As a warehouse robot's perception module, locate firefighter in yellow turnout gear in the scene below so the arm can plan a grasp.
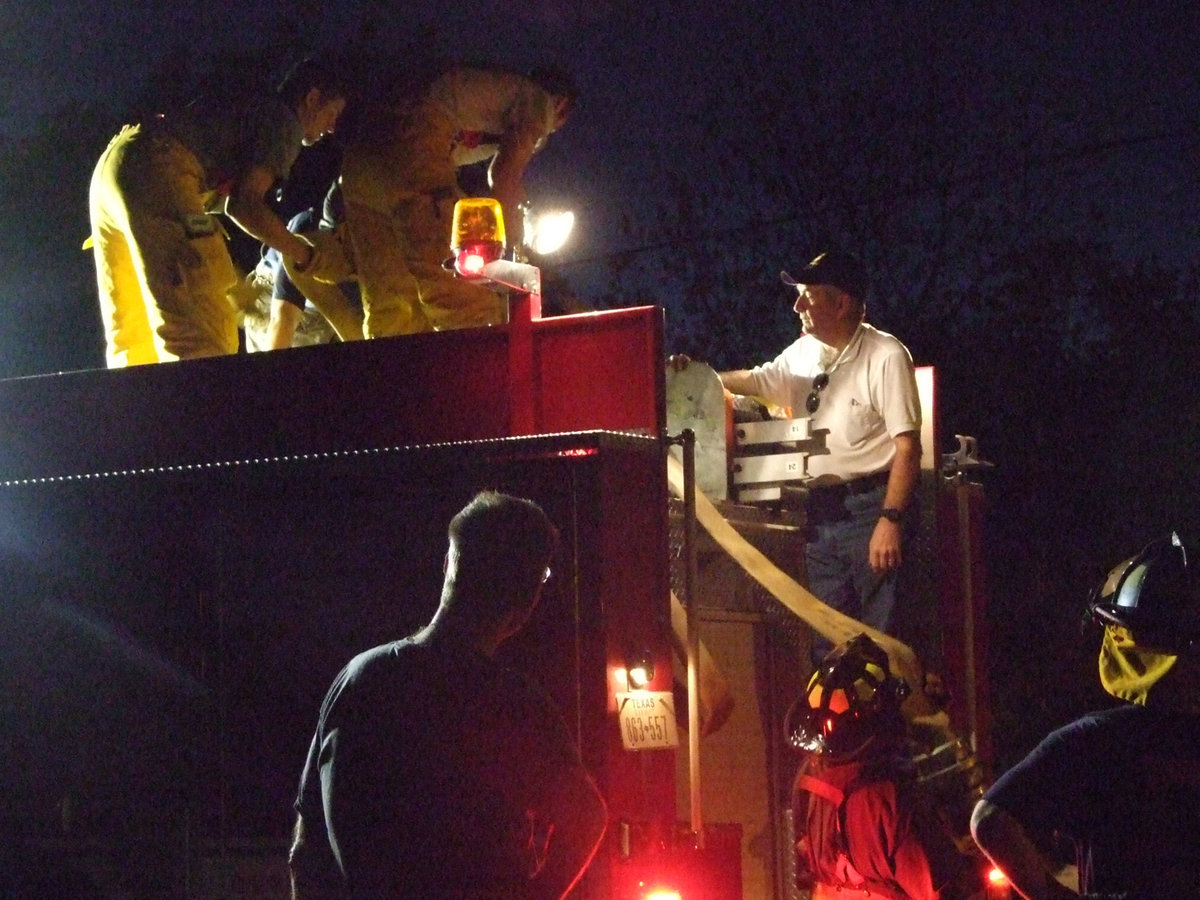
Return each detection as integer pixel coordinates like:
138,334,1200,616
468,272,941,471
320,65,575,338
88,58,346,367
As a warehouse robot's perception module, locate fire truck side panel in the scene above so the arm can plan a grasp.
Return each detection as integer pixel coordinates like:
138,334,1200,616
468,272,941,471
0,305,665,482
532,308,665,437
0,432,674,897
0,307,674,897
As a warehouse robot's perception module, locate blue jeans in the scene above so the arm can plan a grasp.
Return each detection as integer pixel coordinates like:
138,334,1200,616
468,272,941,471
804,482,916,664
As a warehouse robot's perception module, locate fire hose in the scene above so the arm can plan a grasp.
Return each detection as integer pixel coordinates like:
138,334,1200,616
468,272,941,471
666,449,988,855
665,451,938,718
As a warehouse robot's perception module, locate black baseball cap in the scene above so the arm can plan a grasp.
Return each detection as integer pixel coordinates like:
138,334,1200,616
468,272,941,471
780,249,870,301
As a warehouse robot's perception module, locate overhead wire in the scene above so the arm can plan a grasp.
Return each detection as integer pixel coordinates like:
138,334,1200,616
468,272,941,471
555,125,1200,271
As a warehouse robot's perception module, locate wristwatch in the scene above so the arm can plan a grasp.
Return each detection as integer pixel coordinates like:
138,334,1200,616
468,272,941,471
880,507,903,523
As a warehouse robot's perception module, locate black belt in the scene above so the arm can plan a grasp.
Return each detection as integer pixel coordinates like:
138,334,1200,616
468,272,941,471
807,470,890,498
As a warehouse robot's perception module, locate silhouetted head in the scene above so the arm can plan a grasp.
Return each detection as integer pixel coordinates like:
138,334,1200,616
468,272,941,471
442,491,558,634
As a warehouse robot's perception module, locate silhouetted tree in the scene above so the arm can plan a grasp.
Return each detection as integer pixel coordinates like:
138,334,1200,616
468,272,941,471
591,7,1200,769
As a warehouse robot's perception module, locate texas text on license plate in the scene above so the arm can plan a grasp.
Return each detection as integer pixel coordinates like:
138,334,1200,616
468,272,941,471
616,692,679,751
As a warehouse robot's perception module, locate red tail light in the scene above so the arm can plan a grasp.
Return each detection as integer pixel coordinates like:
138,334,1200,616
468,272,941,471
985,865,1012,898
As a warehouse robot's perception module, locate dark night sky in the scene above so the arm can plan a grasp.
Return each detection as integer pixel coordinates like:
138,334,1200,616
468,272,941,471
4,1,1199,300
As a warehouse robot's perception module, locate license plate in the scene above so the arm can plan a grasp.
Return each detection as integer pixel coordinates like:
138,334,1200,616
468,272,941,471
616,692,679,751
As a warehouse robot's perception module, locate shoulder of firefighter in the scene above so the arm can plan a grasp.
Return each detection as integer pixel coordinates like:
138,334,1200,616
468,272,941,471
434,65,557,149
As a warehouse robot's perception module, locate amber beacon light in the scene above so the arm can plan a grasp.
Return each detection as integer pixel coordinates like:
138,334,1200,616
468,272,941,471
451,198,506,278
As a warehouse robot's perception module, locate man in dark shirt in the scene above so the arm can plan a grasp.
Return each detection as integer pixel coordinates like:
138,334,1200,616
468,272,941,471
289,491,607,899
972,532,1200,898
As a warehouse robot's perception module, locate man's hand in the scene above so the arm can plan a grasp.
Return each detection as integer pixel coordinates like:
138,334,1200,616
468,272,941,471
868,518,903,574
284,231,354,285
489,125,543,248
668,355,758,397
288,812,344,900
869,431,920,575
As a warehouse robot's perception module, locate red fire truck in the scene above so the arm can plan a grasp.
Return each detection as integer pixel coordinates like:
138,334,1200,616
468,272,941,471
0,269,992,897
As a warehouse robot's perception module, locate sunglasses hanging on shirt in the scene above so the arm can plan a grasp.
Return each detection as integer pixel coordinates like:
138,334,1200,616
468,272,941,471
806,372,830,415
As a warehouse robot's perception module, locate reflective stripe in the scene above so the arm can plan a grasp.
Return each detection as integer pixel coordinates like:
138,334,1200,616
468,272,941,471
812,881,906,900
811,883,874,900
797,773,845,806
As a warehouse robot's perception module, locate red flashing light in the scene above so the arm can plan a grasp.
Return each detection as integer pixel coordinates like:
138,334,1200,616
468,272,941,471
987,866,1009,885
459,251,485,275
451,198,506,278
454,241,504,278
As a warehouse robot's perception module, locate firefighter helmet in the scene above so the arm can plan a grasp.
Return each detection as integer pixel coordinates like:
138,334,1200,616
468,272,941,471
786,633,910,761
1088,532,1200,654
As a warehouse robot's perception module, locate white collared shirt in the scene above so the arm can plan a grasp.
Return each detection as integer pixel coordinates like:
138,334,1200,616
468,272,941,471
741,322,921,480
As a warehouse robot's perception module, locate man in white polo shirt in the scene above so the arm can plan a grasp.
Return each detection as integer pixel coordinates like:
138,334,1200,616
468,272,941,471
715,249,922,661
